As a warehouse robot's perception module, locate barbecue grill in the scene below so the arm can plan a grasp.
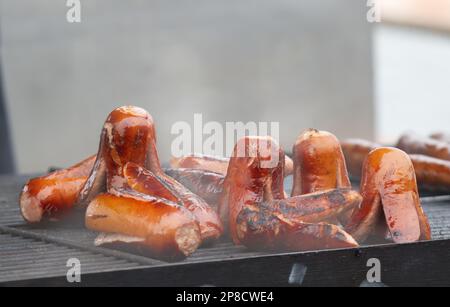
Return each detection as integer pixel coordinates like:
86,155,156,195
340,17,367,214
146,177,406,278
1,175,450,287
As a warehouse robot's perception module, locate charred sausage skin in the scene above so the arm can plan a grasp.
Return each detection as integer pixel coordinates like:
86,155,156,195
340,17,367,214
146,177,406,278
220,136,360,251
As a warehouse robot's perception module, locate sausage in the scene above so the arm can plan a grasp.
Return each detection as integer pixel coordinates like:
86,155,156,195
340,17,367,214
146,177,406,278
397,132,450,161
77,106,156,206
410,154,450,193
170,153,294,177
342,138,450,193
218,136,284,243
291,129,351,196
430,132,450,143
124,162,223,242
237,218,358,252
85,192,201,260
341,139,381,178
81,106,222,245
345,147,431,244
164,168,224,211
263,189,362,224
221,136,359,251
20,155,96,223
170,154,230,176
165,153,287,212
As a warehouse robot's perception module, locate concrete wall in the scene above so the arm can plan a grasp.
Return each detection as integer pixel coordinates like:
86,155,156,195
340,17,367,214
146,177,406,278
0,0,374,173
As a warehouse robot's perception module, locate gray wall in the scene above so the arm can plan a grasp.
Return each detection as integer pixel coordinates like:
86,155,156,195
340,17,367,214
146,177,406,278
1,0,374,173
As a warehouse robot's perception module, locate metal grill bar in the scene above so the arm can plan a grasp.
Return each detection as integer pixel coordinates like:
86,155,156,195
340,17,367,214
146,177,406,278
0,225,165,267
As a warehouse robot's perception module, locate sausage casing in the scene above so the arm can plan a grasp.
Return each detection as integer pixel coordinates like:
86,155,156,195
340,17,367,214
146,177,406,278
345,147,431,243
397,132,450,161
170,153,294,177
20,155,96,223
124,162,223,242
86,193,201,260
221,136,359,251
292,129,351,196
342,138,450,193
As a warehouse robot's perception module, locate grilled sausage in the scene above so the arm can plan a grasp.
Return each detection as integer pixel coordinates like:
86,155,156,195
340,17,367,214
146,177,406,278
170,154,230,176
124,162,223,241
86,192,201,260
409,154,450,193
81,106,222,245
221,136,359,251
218,136,284,242
164,168,224,211
341,139,381,178
291,129,351,196
170,153,294,177
345,147,431,244
342,138,450,193
20,155,96,223
397,132,450,161
430,132,450,143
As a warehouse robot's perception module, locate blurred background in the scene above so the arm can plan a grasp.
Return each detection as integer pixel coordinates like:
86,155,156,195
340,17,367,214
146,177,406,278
0,0,449,174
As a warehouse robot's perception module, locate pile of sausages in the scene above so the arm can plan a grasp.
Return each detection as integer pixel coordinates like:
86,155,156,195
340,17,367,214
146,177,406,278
19,106,432,261
342,133,450,193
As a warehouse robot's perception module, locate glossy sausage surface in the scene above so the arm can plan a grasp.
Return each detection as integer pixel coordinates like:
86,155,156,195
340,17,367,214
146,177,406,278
342,138,450,193
291,129,351,196
345,147,431,243
125,162,223,241
221,136,359,251
20,155,96,223
341,139,380,178
170,153,294,177
410,154,450,193
164,168,224,211
86,192,201,260
219,136,284,243
81,106,222,245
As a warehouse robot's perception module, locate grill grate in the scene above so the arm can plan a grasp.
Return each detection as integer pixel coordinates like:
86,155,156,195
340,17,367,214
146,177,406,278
2,175,450,286
0,230,141,283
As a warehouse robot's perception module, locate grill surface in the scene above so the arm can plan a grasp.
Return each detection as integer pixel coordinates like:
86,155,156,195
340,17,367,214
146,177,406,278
1,174,450,286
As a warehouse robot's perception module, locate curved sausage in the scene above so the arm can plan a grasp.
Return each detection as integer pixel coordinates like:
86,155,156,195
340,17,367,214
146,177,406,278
81,106,222,244
221,136,359,251
397,132,450,161
345,147,431,244
124,162,223,241
86,192,201,260
170,153,294,177
342,138,450,193
291,129,351,196
164,168,224,211
20,155,96,223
